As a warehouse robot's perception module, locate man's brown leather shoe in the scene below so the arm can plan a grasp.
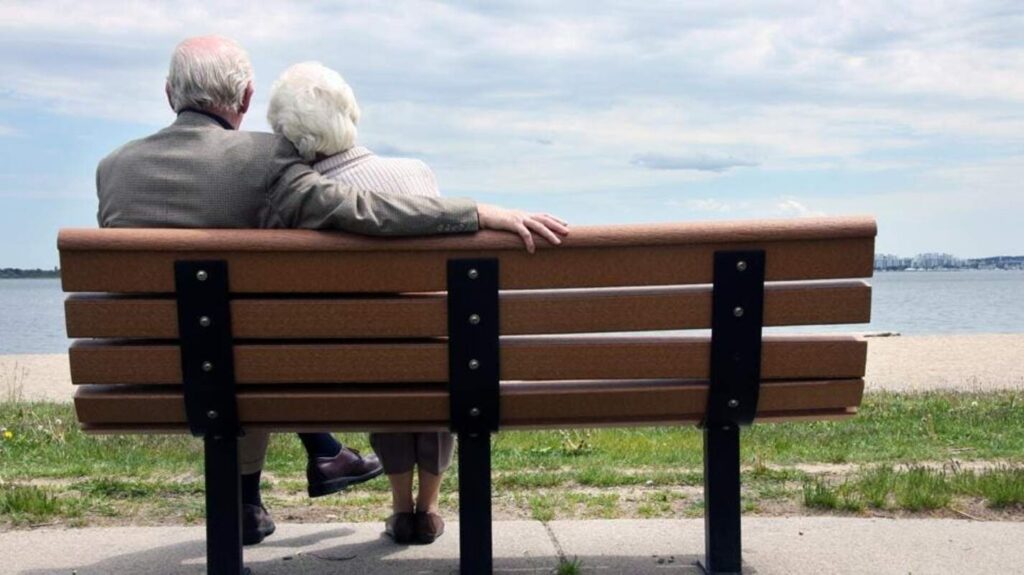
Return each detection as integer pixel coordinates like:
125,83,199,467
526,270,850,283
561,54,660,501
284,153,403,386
242,503,276,546
385,512,416,544
307,446,384,497
414,511,445,544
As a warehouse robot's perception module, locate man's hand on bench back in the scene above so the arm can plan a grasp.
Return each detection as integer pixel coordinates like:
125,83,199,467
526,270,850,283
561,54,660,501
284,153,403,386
477,203,569,253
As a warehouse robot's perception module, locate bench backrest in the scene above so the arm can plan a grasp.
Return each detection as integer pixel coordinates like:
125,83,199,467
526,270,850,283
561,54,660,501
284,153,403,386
59,216,875,432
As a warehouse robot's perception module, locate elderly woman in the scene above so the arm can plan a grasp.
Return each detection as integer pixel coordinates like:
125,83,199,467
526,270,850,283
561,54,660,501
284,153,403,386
267,62,453,545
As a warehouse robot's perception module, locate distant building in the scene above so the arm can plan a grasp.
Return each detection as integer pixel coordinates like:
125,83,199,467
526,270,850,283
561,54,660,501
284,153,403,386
911,253,960,269
874,254,912,271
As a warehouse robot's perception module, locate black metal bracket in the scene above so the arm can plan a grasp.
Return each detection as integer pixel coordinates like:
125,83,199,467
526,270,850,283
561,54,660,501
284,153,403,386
704,250,766,427
175,260,240,439
699,250,766,575
447,258,500,575
175,260,246,575
447,258,500,434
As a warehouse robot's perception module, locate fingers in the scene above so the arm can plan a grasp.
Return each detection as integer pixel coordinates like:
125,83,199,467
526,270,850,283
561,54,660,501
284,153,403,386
535,214,569,236
524,217,563,247
515,221,536,253
545,213,569,226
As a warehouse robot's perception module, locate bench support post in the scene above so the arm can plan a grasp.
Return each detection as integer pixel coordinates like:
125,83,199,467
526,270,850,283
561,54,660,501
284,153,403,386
447,258,500,575
176,260,246,575
700,251,766,575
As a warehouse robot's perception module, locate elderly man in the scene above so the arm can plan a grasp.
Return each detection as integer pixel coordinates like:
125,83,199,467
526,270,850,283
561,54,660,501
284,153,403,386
97,35,569,546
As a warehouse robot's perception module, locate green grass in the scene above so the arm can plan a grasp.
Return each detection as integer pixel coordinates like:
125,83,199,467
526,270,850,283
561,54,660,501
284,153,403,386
0,484,71,524
800,465,1024,514
952,466,1024,509
2,391,1023,525
555,556,583,575
3,392,1023,481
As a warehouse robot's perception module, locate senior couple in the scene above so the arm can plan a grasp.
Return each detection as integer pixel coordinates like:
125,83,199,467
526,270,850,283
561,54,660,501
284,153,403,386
96,36,568,546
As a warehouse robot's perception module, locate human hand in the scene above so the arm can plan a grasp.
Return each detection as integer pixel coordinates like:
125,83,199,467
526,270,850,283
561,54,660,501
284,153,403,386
477,203,570,253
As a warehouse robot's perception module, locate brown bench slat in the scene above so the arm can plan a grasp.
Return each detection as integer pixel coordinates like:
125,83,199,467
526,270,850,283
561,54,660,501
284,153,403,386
68,335,866,384
65,280,871,339
73,378,863,428
59,218,875,293
79,408,858,433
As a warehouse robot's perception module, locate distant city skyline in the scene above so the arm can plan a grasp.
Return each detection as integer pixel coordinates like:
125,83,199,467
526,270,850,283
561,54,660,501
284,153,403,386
875,253,1024,271
2,2,1024,267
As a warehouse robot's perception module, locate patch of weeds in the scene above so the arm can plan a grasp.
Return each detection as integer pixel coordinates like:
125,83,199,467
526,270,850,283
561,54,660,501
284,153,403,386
495,472,567,489
751,482,793,501
75,477,156,499
893,467,951,511
802,478,839,510
528,495,556,522
558,430,594,457
683,499,705,518
0,484,63,523
555,556,583,575
954,466,1024,509
576,468,644,487
802,477,864,512
565,492,620,518
855,466,896,509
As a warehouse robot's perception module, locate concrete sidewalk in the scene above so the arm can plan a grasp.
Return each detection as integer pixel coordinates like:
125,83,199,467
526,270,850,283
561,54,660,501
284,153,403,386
1,517,1022,574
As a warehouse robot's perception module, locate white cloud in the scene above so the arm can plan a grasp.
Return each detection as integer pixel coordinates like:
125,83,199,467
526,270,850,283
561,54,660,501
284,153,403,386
631,153,758,172
0,125,16,136
774,197,827,218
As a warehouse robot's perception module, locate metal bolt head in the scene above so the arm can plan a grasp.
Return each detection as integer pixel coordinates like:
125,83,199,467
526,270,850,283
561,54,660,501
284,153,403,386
468,314,481,325
198,316,212,328
728,399,740,408
733,306,745,318
207,410,218,420
196,270,209,282
736,260,748,272
468,359,480,370
467,268,479,279
469,407,481,417
201,361,214,372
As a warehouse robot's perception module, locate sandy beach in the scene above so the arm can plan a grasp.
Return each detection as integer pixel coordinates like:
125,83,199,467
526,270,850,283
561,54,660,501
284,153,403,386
3,334,1021,403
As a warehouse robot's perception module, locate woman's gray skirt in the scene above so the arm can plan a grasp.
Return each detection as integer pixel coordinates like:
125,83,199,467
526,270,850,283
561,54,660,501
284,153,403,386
369,432,455,475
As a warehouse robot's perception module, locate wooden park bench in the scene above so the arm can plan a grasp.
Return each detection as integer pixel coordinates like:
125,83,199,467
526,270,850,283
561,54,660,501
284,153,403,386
59,215,875,574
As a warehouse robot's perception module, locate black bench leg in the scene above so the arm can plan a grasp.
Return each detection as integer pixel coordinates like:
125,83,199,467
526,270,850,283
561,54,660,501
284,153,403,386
458,431,493,574
204,434,246,575
701,424,742,574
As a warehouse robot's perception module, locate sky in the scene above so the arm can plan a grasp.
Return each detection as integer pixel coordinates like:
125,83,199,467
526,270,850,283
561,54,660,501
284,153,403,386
1,1,1022,268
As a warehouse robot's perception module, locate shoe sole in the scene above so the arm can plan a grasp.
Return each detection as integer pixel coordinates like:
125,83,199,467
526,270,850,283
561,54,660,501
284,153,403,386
415,531,442,545
386,530,416,545
308,465,386,498
242,522,276,546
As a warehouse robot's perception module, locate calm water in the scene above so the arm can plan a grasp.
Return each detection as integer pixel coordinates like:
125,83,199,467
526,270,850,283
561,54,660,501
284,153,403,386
1,270,1023,354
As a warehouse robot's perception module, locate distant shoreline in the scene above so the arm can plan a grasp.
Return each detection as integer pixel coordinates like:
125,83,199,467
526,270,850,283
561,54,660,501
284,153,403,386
0,269,60,279
874,267,1024,273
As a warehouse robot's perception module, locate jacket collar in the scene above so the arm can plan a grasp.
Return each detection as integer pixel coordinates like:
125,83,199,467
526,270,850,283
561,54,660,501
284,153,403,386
313,146,374,173
176,108,235,130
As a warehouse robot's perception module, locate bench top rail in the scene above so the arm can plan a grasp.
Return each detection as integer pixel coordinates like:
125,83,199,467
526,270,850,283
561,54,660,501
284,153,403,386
58,217,875,293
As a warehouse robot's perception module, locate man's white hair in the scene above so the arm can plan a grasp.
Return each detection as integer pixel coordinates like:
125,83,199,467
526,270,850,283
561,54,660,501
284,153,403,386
167,36,254,114
267,62,361,160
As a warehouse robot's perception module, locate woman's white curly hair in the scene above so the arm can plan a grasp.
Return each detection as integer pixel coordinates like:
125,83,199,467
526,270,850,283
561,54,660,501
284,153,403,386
267,62,361,160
